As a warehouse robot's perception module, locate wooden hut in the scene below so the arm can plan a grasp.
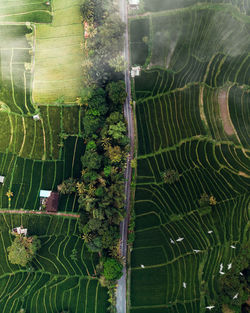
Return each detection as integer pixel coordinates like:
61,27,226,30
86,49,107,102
46,192,59,212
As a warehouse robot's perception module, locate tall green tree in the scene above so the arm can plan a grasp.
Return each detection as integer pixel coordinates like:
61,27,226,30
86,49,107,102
106,81,127,107
8,235,41,267
103,258,123,280
81,150,103,170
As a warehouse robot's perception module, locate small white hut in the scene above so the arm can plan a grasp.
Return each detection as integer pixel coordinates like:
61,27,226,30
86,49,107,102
40,190,51,198
129,0,139,8
12,226,28,236
33,114,40,121
0,175,5,184
131,66,141,78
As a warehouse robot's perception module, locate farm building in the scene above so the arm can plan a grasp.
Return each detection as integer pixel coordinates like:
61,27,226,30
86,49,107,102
0,175,5,184
129,0,139,8
12,226,28,236
39,190,59,212
131,66,141,78
40,190,51,198
45,192,59,212
33,114,40,121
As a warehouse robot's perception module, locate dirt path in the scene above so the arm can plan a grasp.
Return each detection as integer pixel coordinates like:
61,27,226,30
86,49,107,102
218,88,235,136
0,209,79,218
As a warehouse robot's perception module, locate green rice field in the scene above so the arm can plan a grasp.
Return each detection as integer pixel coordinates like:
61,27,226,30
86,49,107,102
0,0,108,312
0,213,108,313
32,0,84,104
0,0,84,212
129,1,250,312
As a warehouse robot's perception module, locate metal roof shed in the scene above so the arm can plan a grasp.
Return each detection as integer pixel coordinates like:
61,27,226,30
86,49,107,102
39,190,51,198
129,0,139,5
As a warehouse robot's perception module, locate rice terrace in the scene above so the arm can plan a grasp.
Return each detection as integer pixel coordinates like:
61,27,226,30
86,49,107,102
0,0,249,313
129,0,250,313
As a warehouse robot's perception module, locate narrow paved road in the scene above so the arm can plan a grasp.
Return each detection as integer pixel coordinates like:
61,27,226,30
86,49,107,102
117,0,134,312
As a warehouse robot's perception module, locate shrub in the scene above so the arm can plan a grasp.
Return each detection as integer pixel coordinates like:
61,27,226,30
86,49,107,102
86,140,97,150
161,169,179,184
103,258,123,281
81,150,103,170
58,178,77,194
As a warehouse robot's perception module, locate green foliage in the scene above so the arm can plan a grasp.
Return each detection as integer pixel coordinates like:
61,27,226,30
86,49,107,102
88,88,108,116
161,169,179,184
199,193,217,207
103,165,112,177
81,0,95,22
58,177,77,194
79,87,93,104
7,235,41,267
108,55,127,73
95,186,104,197
86,236,102,252
88,218,102,231
103,258,123,281
86,140,97,150
106,145,123,164
101,227,119,249
83,170,99,183
81,149,102,170
84,2,125,85
82,114,103,138
70,248,78,262
81,0,105,25
217,241,250,311
108,121,127,140
127,231,135,244
106,111,124,125
106,81,127,108
54,95,64,105
198,193,210,207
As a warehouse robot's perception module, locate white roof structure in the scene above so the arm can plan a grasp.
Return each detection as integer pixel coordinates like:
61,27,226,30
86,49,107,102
13,226,27,236
131,66,141,78
40,190,51,198
0,175,5,183
33,114,40,121
129,0,139,5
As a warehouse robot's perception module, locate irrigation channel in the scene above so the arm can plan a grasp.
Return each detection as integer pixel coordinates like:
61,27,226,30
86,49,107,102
117,0,134,312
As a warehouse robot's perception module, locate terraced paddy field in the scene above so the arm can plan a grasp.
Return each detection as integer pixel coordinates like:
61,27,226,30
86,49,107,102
129,1,250,312
0,0,85,212
0,213,108,313
32,0,84,104
0,1,109,312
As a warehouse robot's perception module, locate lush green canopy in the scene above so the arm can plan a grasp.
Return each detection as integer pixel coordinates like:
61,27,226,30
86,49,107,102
103,258,123,281
7,235,41,267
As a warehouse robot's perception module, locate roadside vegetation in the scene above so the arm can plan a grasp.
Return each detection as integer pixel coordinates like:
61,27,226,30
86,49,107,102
58,0,128,311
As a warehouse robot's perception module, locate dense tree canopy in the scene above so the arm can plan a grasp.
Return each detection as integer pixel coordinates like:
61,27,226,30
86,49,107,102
8,235,41,267
81,149,103,170
103,258,123,281
106,80,127,108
